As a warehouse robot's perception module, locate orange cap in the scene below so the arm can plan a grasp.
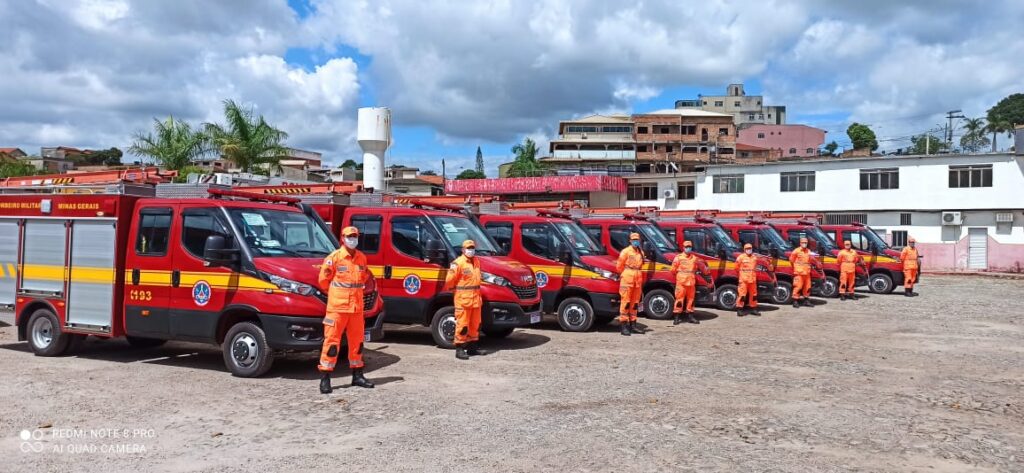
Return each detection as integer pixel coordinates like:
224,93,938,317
341,226,360,237
683,240,693,248
743,243,753,250
462,239,476,249
629,233,641,241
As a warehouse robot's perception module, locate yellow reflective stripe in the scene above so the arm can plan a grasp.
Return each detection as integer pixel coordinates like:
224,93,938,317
178,272,277,290
331,281,364,288
529,264,602,280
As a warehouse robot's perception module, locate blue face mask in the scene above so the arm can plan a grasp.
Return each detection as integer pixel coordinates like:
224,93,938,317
684,247,692,253
631,241,640,248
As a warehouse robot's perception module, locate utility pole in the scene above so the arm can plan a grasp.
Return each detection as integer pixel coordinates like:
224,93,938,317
946,109,965,151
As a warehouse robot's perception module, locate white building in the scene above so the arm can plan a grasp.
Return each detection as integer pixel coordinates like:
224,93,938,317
624,151,1024,272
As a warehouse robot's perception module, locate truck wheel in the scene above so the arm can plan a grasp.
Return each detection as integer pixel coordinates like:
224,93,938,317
557,297,595,332
818,276,839,298
429,306,457,349
642,289,674,320
715,284,739,311
771,281,793,304
222,322,274,378
869,273,894,294
483,327,514,338
26,308,71,356
126,336,167,349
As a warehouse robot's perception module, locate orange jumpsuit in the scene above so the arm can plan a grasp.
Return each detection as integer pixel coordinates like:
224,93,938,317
616,246,645,323
446,255,482,347
837,249,860,296
900,246,920,290
670,252,699,314
317,246,369,372
735,253,758,309
789,247,814,301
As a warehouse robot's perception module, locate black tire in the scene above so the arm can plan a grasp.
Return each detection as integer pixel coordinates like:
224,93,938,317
126,336,167,349
429,306,457,349
869,273,895,294
818,276,839,298
771,281,793,304
222,322,274,378
556,297,595,332
26,308,71,356
715,284,739,311
483,327,514,338
642,289,674,320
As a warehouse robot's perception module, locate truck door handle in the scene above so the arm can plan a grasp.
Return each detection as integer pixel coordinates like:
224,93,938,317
132,269,140,285
171,270,180,288
383,265,393,279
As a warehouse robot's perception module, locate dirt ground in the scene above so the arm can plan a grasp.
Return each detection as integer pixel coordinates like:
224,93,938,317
1,275,1022,472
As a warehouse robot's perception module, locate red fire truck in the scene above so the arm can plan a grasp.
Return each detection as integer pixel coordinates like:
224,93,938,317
761,217,869,297
820,221,905,294
476,208,621,331
650,212,778,310
0,183,383,377
715,218,826,301
235,186,542,348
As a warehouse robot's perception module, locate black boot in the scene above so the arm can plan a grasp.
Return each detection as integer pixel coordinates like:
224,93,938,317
319,372,332,394
750,307,761,316
737,307,747,317
466,341,489,356
686,312,699,324
456,345,470,360
620,322,631,336
673,314,683,325
629,321,645,334
792,299,800,308
803,298,813,307
839,294,845,301
351,368,374,389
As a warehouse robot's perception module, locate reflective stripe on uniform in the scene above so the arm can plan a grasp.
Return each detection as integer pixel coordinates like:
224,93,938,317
455,285,480,290
331,281,365,289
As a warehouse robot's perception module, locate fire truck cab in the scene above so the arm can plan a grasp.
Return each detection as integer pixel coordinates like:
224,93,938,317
476,209,621,332
576,214,714,319
0,184,383,378
820,222,904,293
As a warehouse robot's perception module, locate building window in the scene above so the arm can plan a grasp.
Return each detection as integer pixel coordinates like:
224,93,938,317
900,213,912,225
734,101,741,107
637,126,648,134
788,148,797,155
719,147,734,155
665,145,674,152
677,181,696,200
748,114,755,120
658,127,670,134
824,213,868,225
682,125,696,135
891,230,909,248
627,183,659,200
806,148,814,154
949,164,992,188
719,128,729,136
756,133,765,139
637,145,648,152
714,101,724,107
602,126,632,133
713,174,745,194
566,126,598,133
702,101,708,106
860,168,900,190
780,171,815,192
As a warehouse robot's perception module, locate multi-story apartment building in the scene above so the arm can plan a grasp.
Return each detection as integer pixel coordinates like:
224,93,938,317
632,109,737,168
675,83,786,127
546,115,637,176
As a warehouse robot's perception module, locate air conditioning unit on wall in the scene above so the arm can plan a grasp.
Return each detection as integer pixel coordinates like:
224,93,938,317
941,211,963,226
662,189,676,199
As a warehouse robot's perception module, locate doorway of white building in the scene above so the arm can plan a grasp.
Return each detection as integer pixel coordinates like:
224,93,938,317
967,228,988,270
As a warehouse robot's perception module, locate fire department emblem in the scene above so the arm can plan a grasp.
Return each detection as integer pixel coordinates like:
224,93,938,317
192,280,212,307
403,274,421,295
534,271,549,289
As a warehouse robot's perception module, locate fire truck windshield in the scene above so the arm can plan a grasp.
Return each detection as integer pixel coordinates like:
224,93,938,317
432,215,500,256
806,226,837,253
862,228,890,250
708,225,741,254
759,227,792,251
227,208,335,258
552,221,602,256
637,223,678,252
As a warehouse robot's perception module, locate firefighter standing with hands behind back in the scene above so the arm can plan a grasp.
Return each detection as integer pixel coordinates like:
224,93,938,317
318,226,374,394
669,240,702,325
735,243,760,317
836,240,861,301
789,237,816,308
616,233,646,336
446,240,489,360
900,237,920,297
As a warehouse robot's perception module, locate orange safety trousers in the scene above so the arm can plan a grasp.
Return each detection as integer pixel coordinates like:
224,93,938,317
673,284,695,314
619,285,641,323
792,275,812,300
454,305,481,346
904,269,918,289
839,271,856,295
737,282,758,308
319,312,365,372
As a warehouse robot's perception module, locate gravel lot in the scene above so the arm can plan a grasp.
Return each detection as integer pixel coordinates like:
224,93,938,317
1,275,1022,472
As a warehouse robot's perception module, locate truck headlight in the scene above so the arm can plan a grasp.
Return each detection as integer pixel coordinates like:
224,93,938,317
756,264,770,273
481,271,510,287
264,273,314,296
596,268,619,281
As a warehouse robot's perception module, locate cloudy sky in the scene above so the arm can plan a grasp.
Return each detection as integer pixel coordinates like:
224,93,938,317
1,0,1022,175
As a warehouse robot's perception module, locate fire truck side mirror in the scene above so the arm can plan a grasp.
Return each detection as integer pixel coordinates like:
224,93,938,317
870,245,879,256
718,248,727,260
557,246,573,265
769,246,780,259
425,238,447,265
203,235,238,264
642,242,656,260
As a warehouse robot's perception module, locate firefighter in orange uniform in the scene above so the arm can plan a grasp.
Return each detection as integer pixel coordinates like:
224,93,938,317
670,240,701,325
446,240,488,360
900,237,920,297
616,233,646,336
789,237,815,308
318,226,373,393
837,240,861,301
735,243,760,317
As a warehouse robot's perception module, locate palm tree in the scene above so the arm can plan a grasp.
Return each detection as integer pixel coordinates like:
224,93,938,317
985,116,1012,153
959,117,989,153
129,116,208,171
204,100,289,174
506,138,548,177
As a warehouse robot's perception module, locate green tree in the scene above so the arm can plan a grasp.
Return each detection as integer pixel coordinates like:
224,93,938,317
986,93,1024,129
84,147,124,166
456,169,486,179
174,165,208,183
204,99,289,174
984,116,1013,153
0,161,39,178
475,146,485,176
420,170,438,176
909,134,947,155
959,117,990,153
129,116,208,171
506,137,548,177
822,141,838,156
846,123,878,151
340,159,358,169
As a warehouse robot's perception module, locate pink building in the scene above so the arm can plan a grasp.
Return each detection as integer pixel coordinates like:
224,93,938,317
737,124,826,159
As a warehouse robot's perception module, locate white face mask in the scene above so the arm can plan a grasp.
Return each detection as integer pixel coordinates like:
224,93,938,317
344,237,358,249
744,249,753,255
801,243,808,249
464,249,476,258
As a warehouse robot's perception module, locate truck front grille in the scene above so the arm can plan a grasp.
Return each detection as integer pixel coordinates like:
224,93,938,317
363,291,377,310
510,284,538,300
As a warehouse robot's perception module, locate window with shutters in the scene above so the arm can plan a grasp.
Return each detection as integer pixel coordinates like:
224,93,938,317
900,213,912,225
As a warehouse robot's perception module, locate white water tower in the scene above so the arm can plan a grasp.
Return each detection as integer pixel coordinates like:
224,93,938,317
357,107,391,191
